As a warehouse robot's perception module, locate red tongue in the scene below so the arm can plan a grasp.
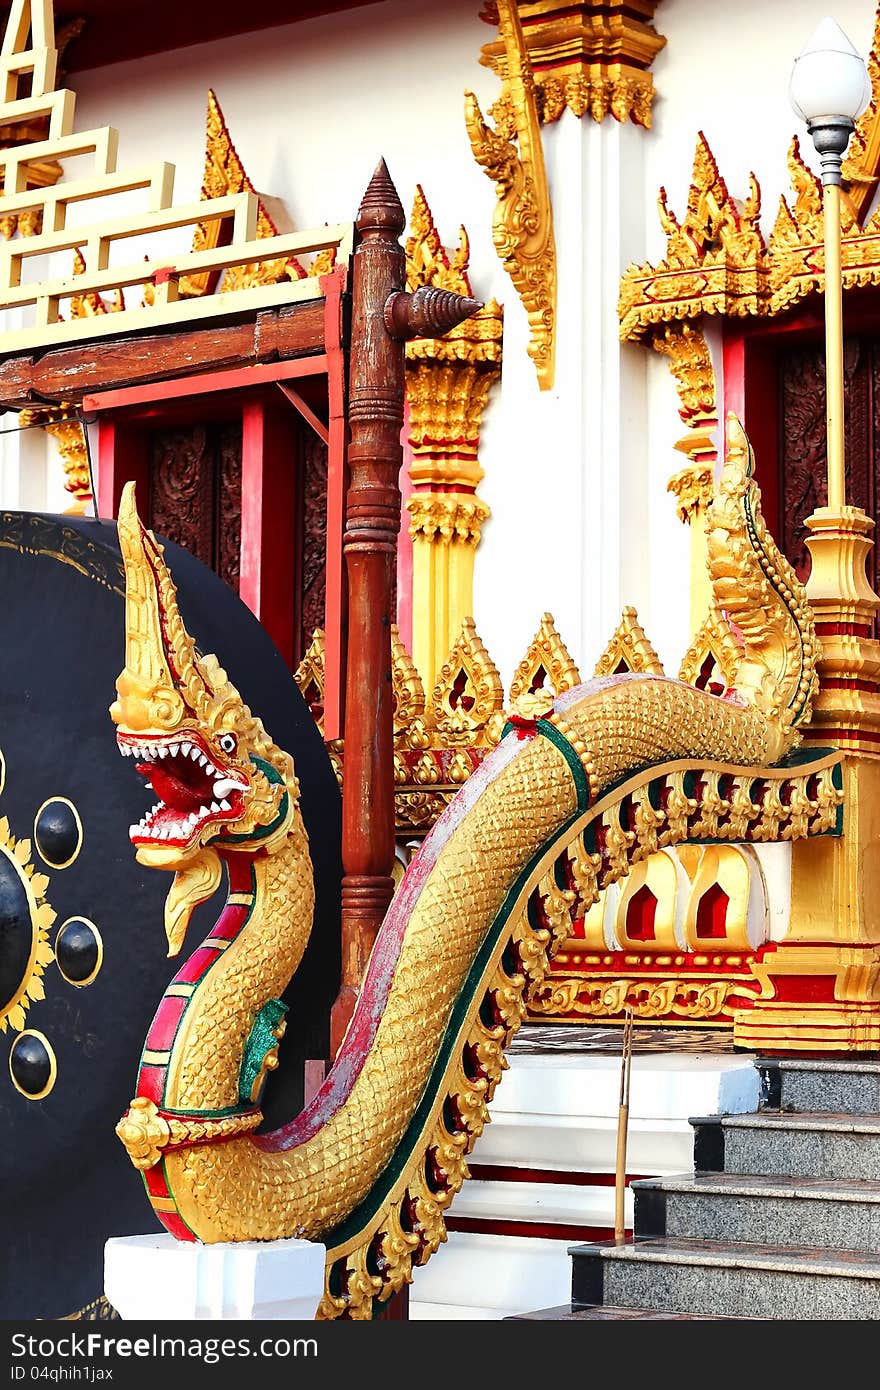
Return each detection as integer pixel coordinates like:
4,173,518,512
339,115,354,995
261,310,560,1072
137,760,206,812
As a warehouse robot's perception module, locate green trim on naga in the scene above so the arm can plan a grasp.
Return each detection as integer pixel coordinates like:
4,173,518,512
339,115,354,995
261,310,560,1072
239,999,288,1105
499,718,591,812
221,757,290,845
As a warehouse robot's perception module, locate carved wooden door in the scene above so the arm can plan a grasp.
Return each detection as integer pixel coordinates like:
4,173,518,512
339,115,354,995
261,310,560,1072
149,422,243,592
147,418,328,666
778,336,878,590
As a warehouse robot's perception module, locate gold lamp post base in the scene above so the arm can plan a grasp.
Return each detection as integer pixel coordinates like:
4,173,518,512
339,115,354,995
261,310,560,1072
738,505,880,1053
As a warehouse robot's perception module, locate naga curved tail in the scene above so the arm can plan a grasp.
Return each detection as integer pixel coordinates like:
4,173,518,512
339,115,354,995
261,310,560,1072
114,415,833,1319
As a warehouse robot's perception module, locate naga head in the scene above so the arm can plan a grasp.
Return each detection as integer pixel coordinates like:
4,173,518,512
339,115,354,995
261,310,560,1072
706,413,820,757
110,484,302,951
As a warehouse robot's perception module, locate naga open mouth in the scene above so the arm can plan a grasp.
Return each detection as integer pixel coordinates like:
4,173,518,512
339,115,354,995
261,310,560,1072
117,733,248,846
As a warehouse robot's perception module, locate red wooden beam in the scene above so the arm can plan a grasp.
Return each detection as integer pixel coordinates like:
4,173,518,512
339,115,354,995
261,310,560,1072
82,355,329,417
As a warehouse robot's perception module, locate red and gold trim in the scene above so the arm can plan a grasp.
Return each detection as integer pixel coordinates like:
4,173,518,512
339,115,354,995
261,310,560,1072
134,853,257,1235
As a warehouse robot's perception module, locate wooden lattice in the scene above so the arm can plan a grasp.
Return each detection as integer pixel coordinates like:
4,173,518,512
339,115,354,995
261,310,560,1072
0,0,352,352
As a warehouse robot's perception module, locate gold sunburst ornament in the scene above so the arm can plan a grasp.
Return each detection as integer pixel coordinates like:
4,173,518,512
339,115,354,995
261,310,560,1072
0,814,56,1035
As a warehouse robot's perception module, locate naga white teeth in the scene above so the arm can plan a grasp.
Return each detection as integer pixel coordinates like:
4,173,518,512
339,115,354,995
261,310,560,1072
181,742,192,757
219,799,231,812
210,801,221,813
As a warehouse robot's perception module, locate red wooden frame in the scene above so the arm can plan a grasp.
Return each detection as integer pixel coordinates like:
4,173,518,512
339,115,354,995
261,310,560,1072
84,270,349,737
723,287,880,540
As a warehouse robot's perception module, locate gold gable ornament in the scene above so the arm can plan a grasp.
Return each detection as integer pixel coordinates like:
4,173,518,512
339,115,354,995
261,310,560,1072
593,606,664,678
509,612,581,703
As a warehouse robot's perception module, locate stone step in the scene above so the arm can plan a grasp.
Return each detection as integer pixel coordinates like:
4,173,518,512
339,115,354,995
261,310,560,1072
507,1303,756,1320
758,1058,880,1115
691,1111,880,1180
633,1171,880,1250
570,1237,880,1320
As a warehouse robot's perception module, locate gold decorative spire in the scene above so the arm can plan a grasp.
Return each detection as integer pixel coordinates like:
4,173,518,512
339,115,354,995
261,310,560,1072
429,618,505,738
509,612,581,703
182,88,306,297
594,606,664,678
677,605,741,695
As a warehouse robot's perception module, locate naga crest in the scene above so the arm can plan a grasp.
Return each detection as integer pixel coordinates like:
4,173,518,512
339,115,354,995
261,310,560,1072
110,483,302,953
706,413,819,755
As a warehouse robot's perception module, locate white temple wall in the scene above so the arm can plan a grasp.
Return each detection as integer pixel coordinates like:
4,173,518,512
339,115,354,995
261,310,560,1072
2,0,878,677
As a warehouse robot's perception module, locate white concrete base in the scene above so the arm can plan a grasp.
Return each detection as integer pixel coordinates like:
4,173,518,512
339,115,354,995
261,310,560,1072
104,1234,326,1321
411,1232,572,1320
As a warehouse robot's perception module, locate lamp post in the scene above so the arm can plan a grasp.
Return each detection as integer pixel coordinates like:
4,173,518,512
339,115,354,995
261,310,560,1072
789,17,871,510
759,19,880,1058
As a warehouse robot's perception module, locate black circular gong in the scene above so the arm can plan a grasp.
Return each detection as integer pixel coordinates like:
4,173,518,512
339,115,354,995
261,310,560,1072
0,511,341,1319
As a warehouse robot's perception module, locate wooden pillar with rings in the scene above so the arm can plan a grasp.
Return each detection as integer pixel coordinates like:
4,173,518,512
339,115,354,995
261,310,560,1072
330,161,480,1056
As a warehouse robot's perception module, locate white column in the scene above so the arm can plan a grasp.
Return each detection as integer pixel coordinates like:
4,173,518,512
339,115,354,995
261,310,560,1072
474,109,653,688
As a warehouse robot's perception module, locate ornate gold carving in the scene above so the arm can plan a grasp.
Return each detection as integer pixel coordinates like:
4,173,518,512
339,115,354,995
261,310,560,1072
0,815,55,1035
678,604,741,694
403,185,502,686
182,88,307,299
842,3,880,223
528,976,742,1021
619,132,765,343
390,624,425,734
45,416,90,511
594,605,664,677
478,2,666,130
706,415,819,745
115,450,841,1314
509,612,581,704
429,618,505,739
111,484,306,875
406,184,471,297
115,1096,262,1171
620,54,880,343
406,494,490,548
59,1295,118,1322
528,752,843,1028
655,322,718,474
293,627,327,735
667,462,715,525
466,0,556,390
18,398,92,514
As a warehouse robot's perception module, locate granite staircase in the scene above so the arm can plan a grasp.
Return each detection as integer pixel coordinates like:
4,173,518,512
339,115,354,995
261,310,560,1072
512,1059,880,1321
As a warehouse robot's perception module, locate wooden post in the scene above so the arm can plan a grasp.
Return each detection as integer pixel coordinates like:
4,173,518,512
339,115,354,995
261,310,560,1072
329,163,481,1056
329,161,407,1056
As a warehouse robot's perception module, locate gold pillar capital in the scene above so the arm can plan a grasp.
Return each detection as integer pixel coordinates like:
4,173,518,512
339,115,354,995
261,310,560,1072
667,462,714,526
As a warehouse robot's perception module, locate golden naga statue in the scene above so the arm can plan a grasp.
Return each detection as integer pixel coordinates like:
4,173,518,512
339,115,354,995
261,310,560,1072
113,415,831,1319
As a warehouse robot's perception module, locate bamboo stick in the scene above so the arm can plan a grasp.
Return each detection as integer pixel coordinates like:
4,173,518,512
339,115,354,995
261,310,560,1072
614,1007,634,1245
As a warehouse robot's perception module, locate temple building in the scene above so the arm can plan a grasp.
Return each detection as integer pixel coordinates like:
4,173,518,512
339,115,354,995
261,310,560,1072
2,0,880,1323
